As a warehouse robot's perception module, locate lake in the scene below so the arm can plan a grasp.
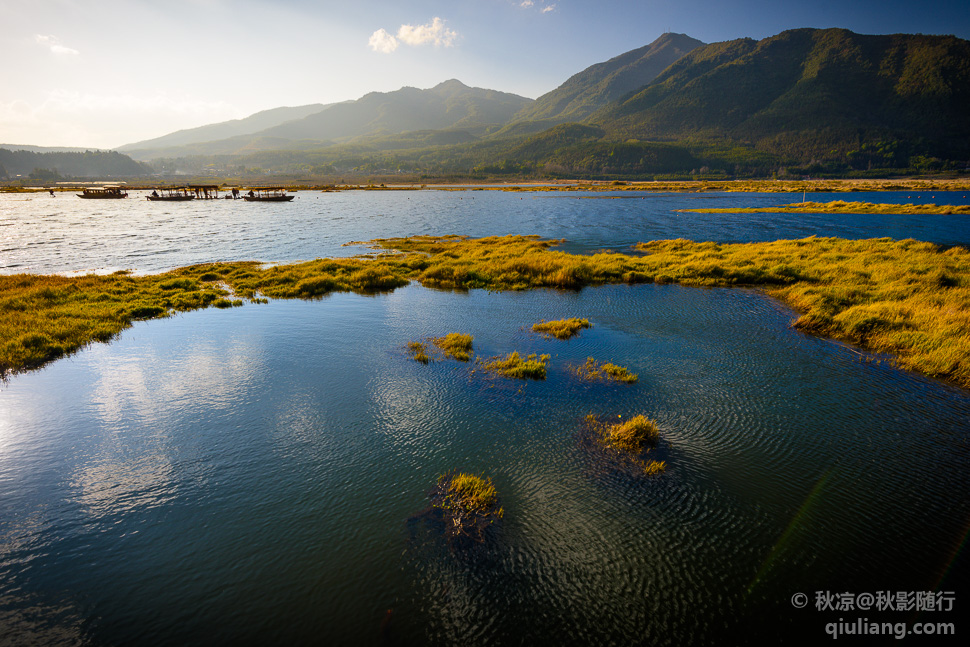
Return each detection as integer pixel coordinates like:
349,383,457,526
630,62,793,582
1,189,968,645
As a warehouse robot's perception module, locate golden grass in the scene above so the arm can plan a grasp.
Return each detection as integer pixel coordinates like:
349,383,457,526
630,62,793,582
436,472,500,515
680,200,970,215
532,318,591,339
4,234,970,390
431,332,474,361
407,341,430,364
468,178,970,194
477,351,550,380
576,357,639,383
431,471,504,544
584,414,666,476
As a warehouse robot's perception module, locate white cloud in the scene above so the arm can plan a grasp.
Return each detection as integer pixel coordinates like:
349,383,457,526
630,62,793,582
35,34,79,56
369,17,458,54
368,28,399,54
541,4,557,13
520,1,534,7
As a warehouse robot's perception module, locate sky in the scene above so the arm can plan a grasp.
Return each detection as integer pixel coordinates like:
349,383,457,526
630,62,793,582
2,0,969,149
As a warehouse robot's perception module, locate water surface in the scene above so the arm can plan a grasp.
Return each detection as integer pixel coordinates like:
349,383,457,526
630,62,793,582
0,190,968,645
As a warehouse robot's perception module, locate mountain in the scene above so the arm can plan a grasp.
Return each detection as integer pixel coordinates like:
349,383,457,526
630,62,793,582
593,28,970,160
0,148,150,178
0,144,96,153
118,103,331,157
259,80,533,142
510,32,704,127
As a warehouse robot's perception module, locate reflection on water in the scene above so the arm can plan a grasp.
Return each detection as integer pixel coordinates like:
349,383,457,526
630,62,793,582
0,284,967,645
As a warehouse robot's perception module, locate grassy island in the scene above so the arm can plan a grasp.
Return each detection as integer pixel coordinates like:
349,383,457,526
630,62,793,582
477,352,550,380
430,472,503,544
431,333,474,361
680,200,970,215
585,414,666,476
575,358,639,383
3,234,968,389
407,333,474,364
532,318,591,340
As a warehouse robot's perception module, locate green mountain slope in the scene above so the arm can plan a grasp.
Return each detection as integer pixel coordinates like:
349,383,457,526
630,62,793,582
512,32,704,125
261,80,533,142
593,28,970,160
118,103,331,157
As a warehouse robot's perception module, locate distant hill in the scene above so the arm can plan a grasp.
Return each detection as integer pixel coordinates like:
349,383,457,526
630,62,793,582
509,32,704,127
260,79,533,142
0,148,150,179
118,103,331,158
593,28,970,161
0,144,95,153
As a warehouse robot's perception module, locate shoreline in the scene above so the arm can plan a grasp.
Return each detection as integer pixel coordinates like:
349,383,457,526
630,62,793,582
2,234,968,391
4,177,970,195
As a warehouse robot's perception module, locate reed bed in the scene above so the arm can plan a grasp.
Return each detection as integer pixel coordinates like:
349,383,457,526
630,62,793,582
576,357,639,383
680,200,970,215
477,352,550,380
532,318,591,340
584,414,666,476
3,234,968,390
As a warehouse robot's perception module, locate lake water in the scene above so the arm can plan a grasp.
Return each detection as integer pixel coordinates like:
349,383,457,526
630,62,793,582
1,189,968,645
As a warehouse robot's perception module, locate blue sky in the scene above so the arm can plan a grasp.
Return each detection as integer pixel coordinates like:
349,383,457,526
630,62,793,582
2,0,968,148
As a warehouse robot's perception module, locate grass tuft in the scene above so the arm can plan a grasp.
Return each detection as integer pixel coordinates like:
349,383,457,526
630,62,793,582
584,414,665,476
477,351,550,380
532,318,591,340
576,357,638,383
407,341,430,364
430,472,503,544
430,333,474,361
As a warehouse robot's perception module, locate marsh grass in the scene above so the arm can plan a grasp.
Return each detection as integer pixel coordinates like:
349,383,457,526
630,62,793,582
5,234,970,389
477,351,550,380
576,357,638,383
584,414,666,476
680,200,970,215
532,318,591,340
430,472,503,544
431,333,474,361
407,341,430,364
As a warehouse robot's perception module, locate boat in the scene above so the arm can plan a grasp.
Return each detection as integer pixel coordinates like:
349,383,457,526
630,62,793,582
76,186,128,199
147,187,195,202
243,187,295,202
190,185,220,200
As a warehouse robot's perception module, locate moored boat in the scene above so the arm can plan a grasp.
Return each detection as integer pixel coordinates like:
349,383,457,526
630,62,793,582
147,187,195,201
243,187,295,202
77,186,128,199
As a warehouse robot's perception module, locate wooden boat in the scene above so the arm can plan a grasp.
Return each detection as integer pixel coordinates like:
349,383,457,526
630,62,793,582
77,186,128,199
190,185,220,200
147,187,195,202
243,187,295,202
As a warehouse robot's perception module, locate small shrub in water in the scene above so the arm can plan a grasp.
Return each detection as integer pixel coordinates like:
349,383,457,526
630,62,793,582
576,357,638,383
532,318,591,340
430,472,503,544
478,351,550,380
431,333,474,361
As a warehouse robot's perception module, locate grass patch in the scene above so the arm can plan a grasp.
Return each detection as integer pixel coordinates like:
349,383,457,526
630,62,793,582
430,472,503,544
532,317,591,340
585,414,666,476
477,351,550,380
407,341,430,364
680,200,970,215
576,357,638,383
430,333,474,361
5,233,970,389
